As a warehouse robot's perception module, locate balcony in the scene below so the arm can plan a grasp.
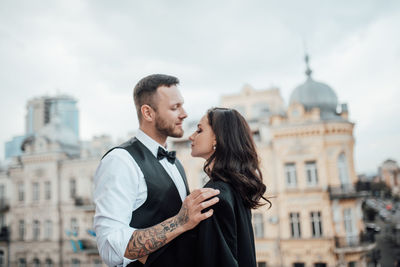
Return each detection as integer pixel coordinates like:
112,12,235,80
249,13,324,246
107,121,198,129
328,185,369,200
334,233,375,253
0,198,10,212
74,196,95,211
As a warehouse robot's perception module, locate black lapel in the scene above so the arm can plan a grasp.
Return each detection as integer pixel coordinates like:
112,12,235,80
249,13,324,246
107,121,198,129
175,159,190,195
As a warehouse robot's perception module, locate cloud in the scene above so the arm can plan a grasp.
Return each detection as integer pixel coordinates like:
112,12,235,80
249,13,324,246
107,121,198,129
0,0,399,173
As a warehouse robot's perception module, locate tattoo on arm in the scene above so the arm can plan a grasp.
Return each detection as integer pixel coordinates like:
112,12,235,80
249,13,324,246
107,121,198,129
125,210,189,259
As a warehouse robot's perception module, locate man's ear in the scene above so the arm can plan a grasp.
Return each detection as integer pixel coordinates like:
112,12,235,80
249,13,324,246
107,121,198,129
141,105,155,122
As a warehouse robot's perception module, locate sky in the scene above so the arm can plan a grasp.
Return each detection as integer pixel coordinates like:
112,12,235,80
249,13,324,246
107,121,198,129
0,0,399,174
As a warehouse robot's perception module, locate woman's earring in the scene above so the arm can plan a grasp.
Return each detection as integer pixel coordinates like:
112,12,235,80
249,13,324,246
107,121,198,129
213,145,216,150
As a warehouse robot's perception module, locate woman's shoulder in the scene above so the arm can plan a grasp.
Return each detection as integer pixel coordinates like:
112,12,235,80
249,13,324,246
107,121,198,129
204,180,235,206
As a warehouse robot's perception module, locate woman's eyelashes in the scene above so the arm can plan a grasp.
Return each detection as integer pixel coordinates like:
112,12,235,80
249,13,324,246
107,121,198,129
196,128,202,133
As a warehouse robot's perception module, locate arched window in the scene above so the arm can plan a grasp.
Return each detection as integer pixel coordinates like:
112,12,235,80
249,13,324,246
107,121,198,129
33,258,40,267
45,258,53,267
18,258,26,267
337,153,350,187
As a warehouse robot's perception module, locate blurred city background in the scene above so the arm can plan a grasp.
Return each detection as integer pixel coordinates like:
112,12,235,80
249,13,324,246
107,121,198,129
0,1,399,266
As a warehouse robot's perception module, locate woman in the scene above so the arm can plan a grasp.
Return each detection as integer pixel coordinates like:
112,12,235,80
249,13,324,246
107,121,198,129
189,107,270,267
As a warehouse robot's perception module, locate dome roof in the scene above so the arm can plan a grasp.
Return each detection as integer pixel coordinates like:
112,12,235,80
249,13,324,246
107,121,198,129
289,77,338,112
289,54,338,113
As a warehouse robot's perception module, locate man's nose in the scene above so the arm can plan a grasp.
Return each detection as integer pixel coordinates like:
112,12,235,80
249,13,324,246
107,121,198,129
180,108,188,119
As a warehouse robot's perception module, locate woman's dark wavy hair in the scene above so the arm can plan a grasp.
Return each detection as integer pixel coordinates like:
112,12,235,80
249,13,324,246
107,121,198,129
204,107,271,209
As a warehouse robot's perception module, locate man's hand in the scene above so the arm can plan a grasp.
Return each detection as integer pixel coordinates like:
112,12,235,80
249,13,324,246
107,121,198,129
124,188,219,261
176,188,220,231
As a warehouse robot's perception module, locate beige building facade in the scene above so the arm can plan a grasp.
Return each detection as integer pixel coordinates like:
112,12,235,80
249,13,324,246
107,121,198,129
2,108,108,267
377,159,400,196
171,59,374,267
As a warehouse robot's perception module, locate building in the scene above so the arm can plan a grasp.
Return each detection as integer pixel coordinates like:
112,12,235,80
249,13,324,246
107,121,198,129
377,159,400,196
4,95,79,160
0,165,11,267
1,95,110,267
171,55,375,267
26,95,79,138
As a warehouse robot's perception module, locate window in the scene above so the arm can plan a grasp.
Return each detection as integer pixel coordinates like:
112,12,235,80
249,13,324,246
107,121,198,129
343,208,356,245
71,258,80,267
45,259,53,267
32,182,39,201
257,262,267,267
305,161,318,186
71,218,79,236
314,263,327,267
45,181,51,200
33,258,40,267
70,179,76,198
348,262,356,267
0,250,4,267
44,220,53,240
338,153,350,186
253,213,264,238
285,163,297,188
0,214,4,228
33,220,40,240
18,182,24,202
19,220,25,240
252,103,270,118
18,258,26,267
289,212,301,238
293,263,305,267
0,184,4,199
0,185,5,216
93,259,102,267
310,211,323,237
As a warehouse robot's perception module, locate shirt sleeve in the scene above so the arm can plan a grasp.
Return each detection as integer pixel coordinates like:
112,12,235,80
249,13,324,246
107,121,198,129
93,149,142,267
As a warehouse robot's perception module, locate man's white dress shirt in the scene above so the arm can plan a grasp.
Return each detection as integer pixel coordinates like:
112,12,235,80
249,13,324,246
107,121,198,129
93,129,187,267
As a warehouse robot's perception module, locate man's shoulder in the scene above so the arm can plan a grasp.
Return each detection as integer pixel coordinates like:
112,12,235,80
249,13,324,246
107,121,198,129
101,147,134,165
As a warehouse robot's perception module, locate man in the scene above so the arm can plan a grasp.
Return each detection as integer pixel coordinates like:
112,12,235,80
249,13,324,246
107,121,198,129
93,74,220,267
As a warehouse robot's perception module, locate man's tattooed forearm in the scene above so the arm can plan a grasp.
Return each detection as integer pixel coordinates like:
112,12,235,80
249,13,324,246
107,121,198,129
176,204,189,225
125,216,185,259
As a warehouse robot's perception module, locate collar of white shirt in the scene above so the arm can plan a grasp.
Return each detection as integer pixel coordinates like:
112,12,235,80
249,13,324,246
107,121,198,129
135,129,168,158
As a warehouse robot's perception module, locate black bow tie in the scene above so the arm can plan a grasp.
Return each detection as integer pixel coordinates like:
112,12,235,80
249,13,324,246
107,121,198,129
157,147,176,164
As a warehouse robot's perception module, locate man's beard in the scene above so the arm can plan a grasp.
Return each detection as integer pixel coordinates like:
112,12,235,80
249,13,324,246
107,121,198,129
155,115,184,138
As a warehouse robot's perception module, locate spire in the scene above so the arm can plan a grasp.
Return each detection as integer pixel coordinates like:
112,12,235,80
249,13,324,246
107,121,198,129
305,53,312,78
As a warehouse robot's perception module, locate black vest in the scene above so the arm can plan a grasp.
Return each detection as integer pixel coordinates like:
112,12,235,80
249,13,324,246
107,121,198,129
103,138,196,267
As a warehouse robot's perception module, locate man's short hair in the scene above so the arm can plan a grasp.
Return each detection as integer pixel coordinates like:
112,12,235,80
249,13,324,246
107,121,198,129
133,74,180,122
